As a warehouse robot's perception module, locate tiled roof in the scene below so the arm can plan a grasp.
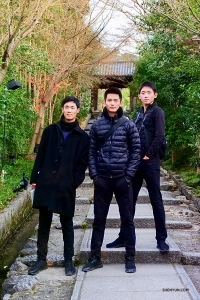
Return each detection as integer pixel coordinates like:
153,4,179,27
95,61,135,76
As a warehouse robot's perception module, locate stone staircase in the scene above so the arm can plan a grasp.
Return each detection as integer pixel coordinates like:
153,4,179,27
2,166,200,299
79,171,188,264
71,170,200,300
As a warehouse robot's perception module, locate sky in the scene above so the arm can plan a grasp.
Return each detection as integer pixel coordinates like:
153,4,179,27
89,0,140,54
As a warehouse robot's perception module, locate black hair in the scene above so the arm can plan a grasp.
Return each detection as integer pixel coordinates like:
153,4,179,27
104,87,122,101
138,81,157,93
61,96,80,108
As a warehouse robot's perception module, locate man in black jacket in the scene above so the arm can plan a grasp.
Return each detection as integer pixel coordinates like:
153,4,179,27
106,81,169,252
82,87,141,273
28,96,89,276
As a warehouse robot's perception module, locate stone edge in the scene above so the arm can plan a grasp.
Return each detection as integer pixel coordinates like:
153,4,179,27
174,264,200,300
162,167,200,212
0,186,32,249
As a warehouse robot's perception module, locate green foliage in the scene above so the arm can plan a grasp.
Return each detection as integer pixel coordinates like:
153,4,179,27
0,158,34,210
0,78,37,158
179,170,200,197
78,90,92,122
130,11,200,169
121,88,130,111
14,43,51,75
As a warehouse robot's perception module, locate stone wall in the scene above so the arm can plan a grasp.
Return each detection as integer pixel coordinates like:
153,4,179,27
165,169,200,213
0,188,32,249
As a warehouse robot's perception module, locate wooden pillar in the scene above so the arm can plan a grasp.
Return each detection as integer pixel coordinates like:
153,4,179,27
91,87,98,111
130,91,136,111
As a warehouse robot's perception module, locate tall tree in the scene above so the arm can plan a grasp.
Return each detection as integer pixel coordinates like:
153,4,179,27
27,0,122,153
0,0,59,85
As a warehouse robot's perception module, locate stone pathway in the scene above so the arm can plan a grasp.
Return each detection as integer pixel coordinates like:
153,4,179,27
2,168,200,299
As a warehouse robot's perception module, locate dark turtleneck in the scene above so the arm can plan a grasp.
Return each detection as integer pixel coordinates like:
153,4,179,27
60,114,78,139
60,114,78,131
102,106,123,122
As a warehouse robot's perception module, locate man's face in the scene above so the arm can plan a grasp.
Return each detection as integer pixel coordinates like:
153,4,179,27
105,93,122,115
62,101,80,122
138,86,158,106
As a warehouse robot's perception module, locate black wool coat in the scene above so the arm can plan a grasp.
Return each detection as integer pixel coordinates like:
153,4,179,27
30,120,89,216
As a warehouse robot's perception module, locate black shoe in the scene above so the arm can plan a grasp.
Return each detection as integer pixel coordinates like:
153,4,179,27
125,256,136,273
28,260,48,275
82,256,103,272
65,260,76,276
157,240,169,253
106,237,125,248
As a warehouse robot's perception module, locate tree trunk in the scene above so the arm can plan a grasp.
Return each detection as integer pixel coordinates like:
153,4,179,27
28,73,62,154
171,151,175,164
28,102,46,154
197,146,200,173
36,112,45,145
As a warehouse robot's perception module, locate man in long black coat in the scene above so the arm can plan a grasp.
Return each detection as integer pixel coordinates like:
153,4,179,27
28,96,89,276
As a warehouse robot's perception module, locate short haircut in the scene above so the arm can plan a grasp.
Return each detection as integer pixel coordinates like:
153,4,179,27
138,81,157,93
61,96,80,108
104,87,122,101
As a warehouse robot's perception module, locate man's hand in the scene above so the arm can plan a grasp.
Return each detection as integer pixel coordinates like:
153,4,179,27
32,183,36,189
93,176,98,183
125,176,131,186
143,155,150,160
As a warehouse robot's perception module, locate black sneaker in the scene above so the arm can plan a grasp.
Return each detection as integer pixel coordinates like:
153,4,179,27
125,256,136,273
82,256,103,272
28,260,48,275
106,237,125,248
157,240,169,253
65,260,76,276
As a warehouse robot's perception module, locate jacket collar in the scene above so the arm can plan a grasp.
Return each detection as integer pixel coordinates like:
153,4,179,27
141,102,158,113
54,120,84,134
102,106,123,120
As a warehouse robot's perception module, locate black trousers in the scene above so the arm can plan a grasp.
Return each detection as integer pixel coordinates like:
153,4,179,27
37,207,74,261
91,176,135,258
120,156,167,241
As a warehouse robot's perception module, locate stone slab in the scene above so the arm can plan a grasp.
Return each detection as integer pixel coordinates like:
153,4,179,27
80,180,93,188
75,197,91,204
72,264,200,300
85,204,192,229
181,252,200,265
79,228,181,264
81,178,177,190
107,188,182,205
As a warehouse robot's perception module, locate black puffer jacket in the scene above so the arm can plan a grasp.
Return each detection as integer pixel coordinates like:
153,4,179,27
134,102,165,158
89,107,141,179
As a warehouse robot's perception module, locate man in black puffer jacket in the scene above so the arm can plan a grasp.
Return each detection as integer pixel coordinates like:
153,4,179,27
107,81,169,253
82,87,141,273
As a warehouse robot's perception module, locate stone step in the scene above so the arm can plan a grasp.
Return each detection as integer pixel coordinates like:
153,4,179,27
85,170,166,178
80,178,177,191
112,188,184,205
79,228,181,264
76,188,184,205
85,204,192,229
80,180,93,188
87,119,96,124
76,197,91,204
72,263,199,300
